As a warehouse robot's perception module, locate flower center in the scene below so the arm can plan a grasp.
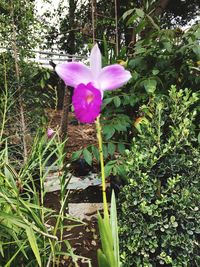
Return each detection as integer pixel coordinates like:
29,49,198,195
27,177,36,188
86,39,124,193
86,93,94,104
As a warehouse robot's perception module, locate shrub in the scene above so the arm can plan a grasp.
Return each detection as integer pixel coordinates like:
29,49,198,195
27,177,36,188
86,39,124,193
118,86,200,267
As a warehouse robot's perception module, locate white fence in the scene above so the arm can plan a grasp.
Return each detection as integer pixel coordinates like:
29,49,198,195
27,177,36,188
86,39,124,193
0,47,86,68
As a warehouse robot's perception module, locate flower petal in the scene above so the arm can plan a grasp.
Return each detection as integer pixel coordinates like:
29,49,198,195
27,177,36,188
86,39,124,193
90,44,102,79
55,62,92,87
47,128,54,139
72,83,102,124
98,64,131,91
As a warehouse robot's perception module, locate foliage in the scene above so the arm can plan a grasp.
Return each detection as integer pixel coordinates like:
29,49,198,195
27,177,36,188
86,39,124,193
85,23,199,176
0,0,41,52
72,21,200,176
118,86,200,266
0,129,89,266
0,47,91,266
0,0,54,162
0,54,57,164
162,0,200,27
122,0,200,29
98,192,120,267
127,23,200,94
43,0,200,56
44,1,200,172
43,0,118,54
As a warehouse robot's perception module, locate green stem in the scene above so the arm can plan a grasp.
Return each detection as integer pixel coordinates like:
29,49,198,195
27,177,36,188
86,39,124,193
95,116,109,219
0,55,8,142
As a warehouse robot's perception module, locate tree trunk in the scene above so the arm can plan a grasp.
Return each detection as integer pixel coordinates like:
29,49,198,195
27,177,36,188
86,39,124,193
57,79,65,110
60,86,70,141
59,0,77,139
67,0,77,54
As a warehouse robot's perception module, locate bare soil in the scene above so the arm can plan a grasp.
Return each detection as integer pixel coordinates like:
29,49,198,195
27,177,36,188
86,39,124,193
45,109,108,266
45,190,103,266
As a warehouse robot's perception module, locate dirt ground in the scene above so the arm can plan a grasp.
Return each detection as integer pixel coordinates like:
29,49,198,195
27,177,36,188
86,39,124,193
45,189,104,266
45,109,107,266
47,109,97,157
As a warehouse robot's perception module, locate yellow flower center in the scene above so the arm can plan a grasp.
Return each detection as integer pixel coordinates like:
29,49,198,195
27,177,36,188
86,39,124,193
86,93,94,104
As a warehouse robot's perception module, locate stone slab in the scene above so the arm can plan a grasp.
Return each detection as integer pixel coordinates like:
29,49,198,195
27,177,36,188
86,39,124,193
68,203,105,220
44,172,102,192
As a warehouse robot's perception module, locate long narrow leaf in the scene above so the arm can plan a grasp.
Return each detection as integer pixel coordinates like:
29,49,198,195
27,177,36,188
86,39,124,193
97,249,110,267
98,213,116,267
26,227,42,267
110,191,120,267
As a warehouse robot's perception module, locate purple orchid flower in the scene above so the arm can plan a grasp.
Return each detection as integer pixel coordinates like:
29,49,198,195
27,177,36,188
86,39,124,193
47,128,54,139
72,83,102,124
55,44,131,123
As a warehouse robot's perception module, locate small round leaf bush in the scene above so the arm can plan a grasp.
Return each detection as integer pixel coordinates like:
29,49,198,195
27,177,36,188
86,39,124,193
118,86,200,267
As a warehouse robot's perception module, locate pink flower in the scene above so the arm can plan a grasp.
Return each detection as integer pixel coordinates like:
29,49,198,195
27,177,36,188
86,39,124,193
47,128,54,138
72,83,102,123
55,44,131,123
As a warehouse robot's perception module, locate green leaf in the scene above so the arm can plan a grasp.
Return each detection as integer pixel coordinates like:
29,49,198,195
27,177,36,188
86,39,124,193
163,41,172,52
40,78,45,89
114,119,130,132
91,145,100,161
102,97,113,108
0,212,27,229
103,144,108,159
198,132,200,144
170,216,176,223
71,150,82,161
134,47,146,55
135,8,144,18
104,163,113,178
97,249,110,267
0,242,4,257
192,45,200,60
132,71,139,80
117,165,126,178
108,143,116,156
146,14,160,30
114,96,121,108
152,69,159,75
126,13,138,26
26,227,41,267
118,143,125,154
46,71,50,79
122,9,134,21
4,163,18,192
103,125,115,140
135,20,146,34
97,213,116,266
129,57,144,68
83,148,92,166
143,79,157,94
110,191,120,267
172,222,178,228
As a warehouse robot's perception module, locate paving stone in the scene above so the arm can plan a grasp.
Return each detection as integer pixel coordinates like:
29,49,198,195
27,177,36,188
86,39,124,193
44,172,102,192
68,203,105,220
